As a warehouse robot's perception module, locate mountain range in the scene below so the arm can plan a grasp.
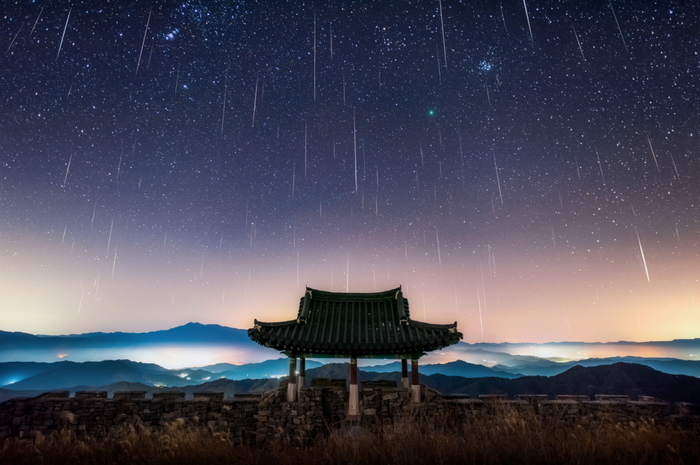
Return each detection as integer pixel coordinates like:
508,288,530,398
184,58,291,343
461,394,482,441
2,361,700,405
2,322,699,404
2,323,699,368
4,354,699,394
307,362,700,404
0,358,325,390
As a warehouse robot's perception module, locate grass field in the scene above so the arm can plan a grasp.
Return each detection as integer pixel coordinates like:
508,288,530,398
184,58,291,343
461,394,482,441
2,410,699,464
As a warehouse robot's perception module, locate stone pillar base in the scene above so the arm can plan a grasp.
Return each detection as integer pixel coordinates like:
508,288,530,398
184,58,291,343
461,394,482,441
287,382,297,402
349,384,359,416
412,384,421,402
411,358,420,402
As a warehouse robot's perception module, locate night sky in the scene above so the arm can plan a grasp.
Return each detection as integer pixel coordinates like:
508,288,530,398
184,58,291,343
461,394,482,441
1,0,698,345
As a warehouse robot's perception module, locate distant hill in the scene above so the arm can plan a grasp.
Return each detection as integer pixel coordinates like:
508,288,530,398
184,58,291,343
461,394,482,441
0,323,255,365
362,360,523,378
309,362,700,403
0,362,66,387
212,358,323,380
420,363,700,404
2,360,210,391
0,358,320,393
0,322,250,350
441,339,700,368
362,357,700,379
491,356,700,378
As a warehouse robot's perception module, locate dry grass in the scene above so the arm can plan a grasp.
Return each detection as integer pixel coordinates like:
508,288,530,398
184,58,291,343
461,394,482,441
2,411,699,465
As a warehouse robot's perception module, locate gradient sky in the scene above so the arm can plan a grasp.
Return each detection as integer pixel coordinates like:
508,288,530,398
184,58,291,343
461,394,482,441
1,0,698,344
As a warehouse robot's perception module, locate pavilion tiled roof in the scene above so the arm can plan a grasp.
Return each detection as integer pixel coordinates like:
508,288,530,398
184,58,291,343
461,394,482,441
248,287,462,358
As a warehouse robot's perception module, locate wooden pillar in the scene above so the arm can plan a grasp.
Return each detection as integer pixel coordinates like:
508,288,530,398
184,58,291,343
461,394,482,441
411,358,420,402
287,356,297,402
349,357,359,416
401,359,409,389
297,357,306,397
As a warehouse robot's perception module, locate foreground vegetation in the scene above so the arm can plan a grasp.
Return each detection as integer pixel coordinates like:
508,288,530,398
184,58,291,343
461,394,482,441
2,412,699,465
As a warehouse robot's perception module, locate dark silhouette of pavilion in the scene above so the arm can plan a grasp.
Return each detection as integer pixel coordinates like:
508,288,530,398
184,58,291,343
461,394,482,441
248,286,462,415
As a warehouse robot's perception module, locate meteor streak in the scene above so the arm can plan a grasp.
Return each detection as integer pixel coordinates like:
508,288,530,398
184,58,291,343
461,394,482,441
135,7,152,77
636,229,650,283
646,135,661,174
523,0,534,45
438,0,448,67
62,154,72,187
353,110,358,193
56,8,72,61
493,150,503,205
572,23,585,61
610,1,629,53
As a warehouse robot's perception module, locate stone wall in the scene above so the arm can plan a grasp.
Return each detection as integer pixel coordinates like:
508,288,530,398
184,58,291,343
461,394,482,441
0,390,260,444
1,386,698,444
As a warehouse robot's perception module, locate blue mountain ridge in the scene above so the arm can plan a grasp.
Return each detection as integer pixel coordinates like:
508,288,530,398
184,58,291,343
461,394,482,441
4,355,700,393
0,323,251,348
4,362,700,405
0,323,254,364
1,323,699,379
495,356,700,377
0,358,324,390
362,360,523,378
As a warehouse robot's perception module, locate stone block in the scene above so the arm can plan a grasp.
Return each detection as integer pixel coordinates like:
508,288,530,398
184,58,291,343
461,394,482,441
676,402,700,415
555,395,590,402
234,393,263,400
516,394,549,403
36,391,70,399
113,391,146,401
595,395,630,402
311,378,346,388
363,380,397,389
193,392,224,402
478,394,506,402
75,391,108,400
152,392,185,401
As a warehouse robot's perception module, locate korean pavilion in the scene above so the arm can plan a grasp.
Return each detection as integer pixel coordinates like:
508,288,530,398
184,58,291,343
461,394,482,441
248,287,462,416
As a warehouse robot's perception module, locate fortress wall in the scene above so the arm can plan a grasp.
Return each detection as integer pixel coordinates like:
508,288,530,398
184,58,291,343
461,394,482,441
1,387,698,444
0,391,260,444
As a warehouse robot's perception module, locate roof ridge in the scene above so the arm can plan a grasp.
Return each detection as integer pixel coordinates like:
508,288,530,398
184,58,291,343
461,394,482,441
305,287,401,300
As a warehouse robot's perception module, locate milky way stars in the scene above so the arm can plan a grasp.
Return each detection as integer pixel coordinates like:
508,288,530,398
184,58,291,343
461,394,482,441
0,0,698,343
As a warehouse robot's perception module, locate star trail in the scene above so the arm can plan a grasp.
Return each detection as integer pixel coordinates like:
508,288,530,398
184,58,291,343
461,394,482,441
0,0,698,344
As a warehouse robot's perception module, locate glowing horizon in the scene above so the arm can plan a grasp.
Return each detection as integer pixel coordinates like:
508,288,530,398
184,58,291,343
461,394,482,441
1,1,698,347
